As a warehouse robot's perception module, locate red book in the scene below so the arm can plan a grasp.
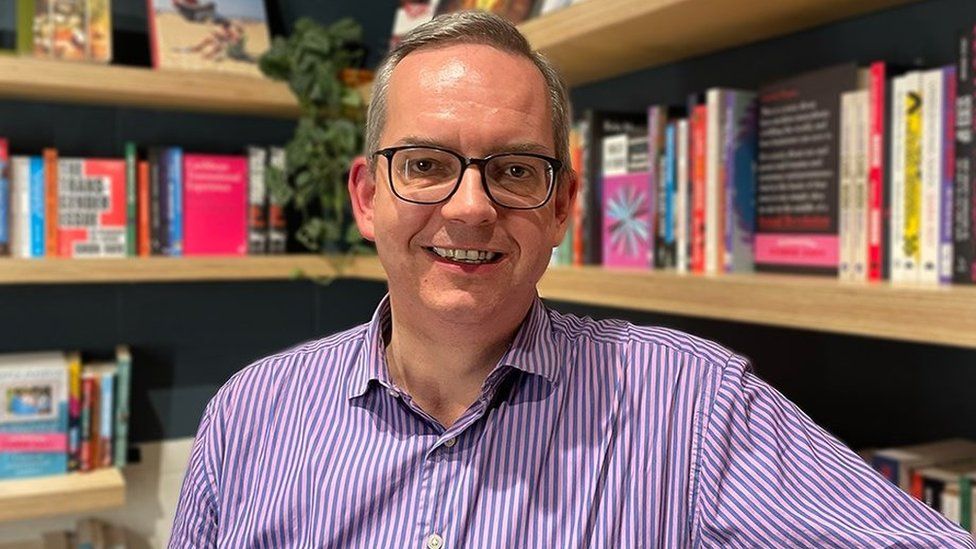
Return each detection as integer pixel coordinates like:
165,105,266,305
690,105,707,273
43,148,58,257
183,154,248,256
80,373,95,472
57,158,127,258
137,160,150,257
867,61,886,281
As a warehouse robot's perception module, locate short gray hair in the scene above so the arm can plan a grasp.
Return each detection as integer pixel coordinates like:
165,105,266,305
365,11,571,174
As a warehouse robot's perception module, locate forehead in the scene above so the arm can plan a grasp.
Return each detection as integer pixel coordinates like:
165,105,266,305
382,43,553,153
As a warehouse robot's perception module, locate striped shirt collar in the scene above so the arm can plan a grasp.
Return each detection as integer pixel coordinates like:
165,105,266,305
347,293,561,399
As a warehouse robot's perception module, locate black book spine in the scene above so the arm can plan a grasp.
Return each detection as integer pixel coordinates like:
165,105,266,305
148,148,166,256
954,26,975,283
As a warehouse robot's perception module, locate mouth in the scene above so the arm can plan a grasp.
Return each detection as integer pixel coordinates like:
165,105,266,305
425,246,504,265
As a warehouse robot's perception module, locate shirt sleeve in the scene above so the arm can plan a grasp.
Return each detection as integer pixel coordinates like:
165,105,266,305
168,399,222,549
692,353,976,548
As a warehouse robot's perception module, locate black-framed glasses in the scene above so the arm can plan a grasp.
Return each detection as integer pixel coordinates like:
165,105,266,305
373,145,563,210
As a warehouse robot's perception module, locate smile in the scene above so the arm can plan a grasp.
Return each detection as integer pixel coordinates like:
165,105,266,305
426,246,503,265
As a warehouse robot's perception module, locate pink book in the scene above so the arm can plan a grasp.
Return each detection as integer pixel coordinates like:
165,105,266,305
602,171,653,267
183,154,248,256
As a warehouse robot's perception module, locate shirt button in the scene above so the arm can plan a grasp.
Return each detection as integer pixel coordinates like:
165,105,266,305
386,388,399,398
443,438,456,448
426,533,444,549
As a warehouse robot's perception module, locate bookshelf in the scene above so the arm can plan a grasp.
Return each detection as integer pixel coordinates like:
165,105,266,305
519,0,920,86
0,57,299,118
0,468,125,523
1,255,974,350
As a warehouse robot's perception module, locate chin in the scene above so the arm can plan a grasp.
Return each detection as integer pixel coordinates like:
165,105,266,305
420,287,504,324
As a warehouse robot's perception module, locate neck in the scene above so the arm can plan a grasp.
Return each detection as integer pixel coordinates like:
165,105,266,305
384,295,532,428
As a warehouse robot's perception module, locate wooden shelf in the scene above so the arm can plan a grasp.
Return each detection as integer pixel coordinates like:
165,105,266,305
0,56,300,118
0,468,125,523
519,0,919,86
1,255,975,349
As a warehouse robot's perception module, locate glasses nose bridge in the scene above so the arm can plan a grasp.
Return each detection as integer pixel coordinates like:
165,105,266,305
455,156,492,196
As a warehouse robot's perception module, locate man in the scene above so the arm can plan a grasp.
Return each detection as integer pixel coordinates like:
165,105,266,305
170,11,975,548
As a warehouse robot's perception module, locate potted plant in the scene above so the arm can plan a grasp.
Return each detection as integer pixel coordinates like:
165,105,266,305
258,17,370,256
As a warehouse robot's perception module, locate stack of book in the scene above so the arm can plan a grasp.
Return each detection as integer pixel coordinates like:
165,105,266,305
552,21,976,288
868,438,976,535
0,142,287,258
0,346,131,480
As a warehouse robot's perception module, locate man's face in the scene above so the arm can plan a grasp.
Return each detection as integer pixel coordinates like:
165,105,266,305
350,43,576,328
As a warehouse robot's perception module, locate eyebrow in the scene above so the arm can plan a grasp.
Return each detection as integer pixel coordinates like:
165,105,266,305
392,136,554,156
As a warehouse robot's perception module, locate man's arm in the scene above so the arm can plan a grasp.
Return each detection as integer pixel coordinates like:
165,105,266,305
692,354,975,548
168,401,221,549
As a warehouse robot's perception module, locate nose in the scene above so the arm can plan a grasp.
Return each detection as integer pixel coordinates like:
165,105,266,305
440,164,498,225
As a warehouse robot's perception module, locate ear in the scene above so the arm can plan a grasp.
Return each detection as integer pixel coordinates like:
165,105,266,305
348,155,377,242
549,169,579,248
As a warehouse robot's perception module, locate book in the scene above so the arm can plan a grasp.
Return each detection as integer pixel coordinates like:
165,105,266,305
0,352,69,479
601,129,652,268
84,361,115,468
917,458,976,528
866,61,888,282
267,146,287,254
689,103,707,273
579,110,646,265
851,88,870,282
675,118,690,274
11,155,46,258
165,147,184,256
43,147,57,256
247,145,268,254
942,65,957,285
146,0,272,77
0,138,8,256
920,68,944,285
183,153,248,255
647,105,667,269
148,147,165,255
57,158,127,258
755,63,858,274
113,345,130,467
33,0,54,57
137,160,150,257
124,142,137,257
722,89,758,273
66,351,81,471
16,0,34,55
872,438,976,492
51,0,85,60
955,25,975,284
86,0,111,62
79,369,95,471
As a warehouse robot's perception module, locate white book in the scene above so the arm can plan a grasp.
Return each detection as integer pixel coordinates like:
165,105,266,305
704,88,725,275
601,133,628,177
10,156,31,259
920,68,943,285
839,91,856,281
676,119,690,274
889,75,907,284
852,89,870,282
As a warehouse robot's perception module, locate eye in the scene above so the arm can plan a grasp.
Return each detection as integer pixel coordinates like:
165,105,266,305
507,165,529,178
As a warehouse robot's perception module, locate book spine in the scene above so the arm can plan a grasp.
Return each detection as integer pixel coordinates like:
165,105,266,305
0,139,8,256
956,26,975,283
167,147,183,256
99,371,113,468
33,0,52,57
571,123,585,266
113,347,131,467
10,157,26,257
29,156,45,257
840,92,855,281
67,352,82,471
267,147,287,254
148,148,164,255
903,73,923,282
145,0,159,68
691,105,707,273
137,160,150,257
80,373,94,472
942,66,958,285
891,76,907,283
125,142,137,257
648,106,664,269
664,122,676,268
705,89,723,274
15,0,33,55
920,69,943,284
43,148,57,257
89,372,101,469
853,90,870,282
247,146,268,255
867,62,886,281
676,119,690,274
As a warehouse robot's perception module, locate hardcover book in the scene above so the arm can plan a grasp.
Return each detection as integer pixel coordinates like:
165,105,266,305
755,64,858,275
57,158,127,258
247,146,268,254
0,139,8,256
267,146,287,254
722,89,758,273
955,25,975,284
183,153,247,255
146,0,271,77
0,352,69,479
601,129,652,268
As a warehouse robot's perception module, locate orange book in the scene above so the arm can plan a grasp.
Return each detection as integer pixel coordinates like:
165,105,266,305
137,160,150,256
43,148,58,257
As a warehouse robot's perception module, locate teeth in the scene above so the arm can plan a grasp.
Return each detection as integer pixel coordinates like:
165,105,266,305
431,247,498,263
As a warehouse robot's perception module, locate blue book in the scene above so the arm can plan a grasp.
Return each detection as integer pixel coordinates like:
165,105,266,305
723,90,758,273
166,147,184,256
28,157,45,258
664,123,677,261
0,352,69,479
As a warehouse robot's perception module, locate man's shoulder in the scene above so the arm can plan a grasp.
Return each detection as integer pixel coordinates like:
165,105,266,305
210,322,370,409
547,306,740,370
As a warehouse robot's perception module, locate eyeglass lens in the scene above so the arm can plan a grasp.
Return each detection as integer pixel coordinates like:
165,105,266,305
389,147,552,208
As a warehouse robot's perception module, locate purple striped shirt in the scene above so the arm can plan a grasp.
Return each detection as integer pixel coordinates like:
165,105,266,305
170,295,974,548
